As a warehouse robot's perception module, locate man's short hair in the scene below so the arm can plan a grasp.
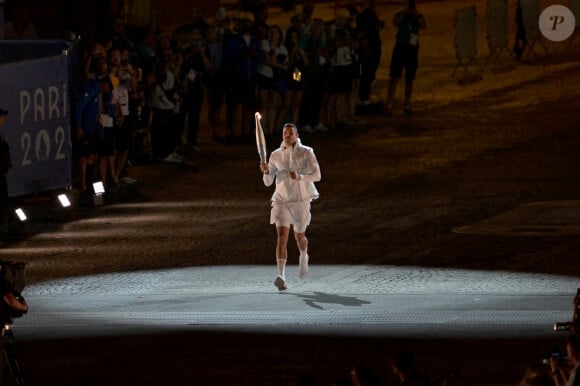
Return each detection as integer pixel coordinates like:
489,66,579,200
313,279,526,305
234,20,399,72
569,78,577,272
283,123,298,133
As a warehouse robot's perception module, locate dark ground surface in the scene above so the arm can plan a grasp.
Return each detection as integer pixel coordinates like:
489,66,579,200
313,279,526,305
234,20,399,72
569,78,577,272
2,1,580,385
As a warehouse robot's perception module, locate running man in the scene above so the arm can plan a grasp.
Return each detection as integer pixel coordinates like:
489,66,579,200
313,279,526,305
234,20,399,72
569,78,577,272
259,123,321,291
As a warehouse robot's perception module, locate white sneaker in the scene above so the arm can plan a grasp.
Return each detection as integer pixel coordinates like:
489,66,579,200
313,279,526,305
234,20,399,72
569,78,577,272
163,152,183,163
120,176,137,184
301,125,314,133
274,276,287,291
298,254,309,279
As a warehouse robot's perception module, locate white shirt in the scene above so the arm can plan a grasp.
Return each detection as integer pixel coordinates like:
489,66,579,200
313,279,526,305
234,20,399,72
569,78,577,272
148,70,176,110
113,86,130,116
258,40,288,79
263,138,321,203
331,46,352,66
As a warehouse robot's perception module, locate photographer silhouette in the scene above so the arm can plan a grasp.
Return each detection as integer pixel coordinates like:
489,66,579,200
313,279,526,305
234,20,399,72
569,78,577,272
550,335,580,386
0,260,27,385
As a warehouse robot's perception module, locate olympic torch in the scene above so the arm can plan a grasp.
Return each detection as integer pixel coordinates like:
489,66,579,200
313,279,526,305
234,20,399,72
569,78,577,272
255,112,267,164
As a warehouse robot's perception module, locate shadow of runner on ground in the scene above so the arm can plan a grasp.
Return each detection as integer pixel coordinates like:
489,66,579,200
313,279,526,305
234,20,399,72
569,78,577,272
284,291,372,310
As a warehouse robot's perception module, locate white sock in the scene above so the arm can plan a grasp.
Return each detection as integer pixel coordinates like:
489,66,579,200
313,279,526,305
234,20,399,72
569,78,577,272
299,248,308,259
277,259,286,279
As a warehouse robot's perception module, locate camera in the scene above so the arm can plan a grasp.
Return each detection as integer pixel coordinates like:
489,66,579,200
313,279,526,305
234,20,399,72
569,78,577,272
541,346,565,365
553,288,580,334
554,322,575,332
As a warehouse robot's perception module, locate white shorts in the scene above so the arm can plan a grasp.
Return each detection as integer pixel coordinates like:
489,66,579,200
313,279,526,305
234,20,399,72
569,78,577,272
270,200,311,233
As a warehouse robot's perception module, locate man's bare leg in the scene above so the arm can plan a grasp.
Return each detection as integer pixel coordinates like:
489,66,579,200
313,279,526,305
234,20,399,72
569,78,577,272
274,226,290,290
295,232,309,278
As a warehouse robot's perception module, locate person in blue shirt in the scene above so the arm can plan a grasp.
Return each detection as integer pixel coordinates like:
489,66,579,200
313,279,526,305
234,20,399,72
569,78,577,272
75,69,101,193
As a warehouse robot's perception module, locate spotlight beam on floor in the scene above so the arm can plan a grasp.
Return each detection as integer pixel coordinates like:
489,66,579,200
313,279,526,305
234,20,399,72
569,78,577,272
17,265,577,340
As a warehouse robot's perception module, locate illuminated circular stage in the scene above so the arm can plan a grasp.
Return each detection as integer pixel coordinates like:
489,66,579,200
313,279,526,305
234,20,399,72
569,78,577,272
18,265,576,340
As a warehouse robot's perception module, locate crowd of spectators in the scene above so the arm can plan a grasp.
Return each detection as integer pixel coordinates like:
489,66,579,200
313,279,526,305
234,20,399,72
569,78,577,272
70,0,385,196
3,4,580,385
0,0,385,197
